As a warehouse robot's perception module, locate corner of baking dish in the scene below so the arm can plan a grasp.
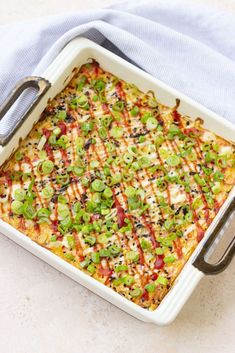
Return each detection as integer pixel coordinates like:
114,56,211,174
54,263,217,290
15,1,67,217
0,36,234,326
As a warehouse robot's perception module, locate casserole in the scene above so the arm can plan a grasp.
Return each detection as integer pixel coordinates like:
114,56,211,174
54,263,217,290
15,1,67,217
0,37,234,325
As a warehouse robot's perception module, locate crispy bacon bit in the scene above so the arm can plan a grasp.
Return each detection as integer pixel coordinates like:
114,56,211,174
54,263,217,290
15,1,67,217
154,255,164,270
42,128,51,139
44,143,54,162
57,121,67,136
99,266,113,277
197,228,205,242
116,205,126,228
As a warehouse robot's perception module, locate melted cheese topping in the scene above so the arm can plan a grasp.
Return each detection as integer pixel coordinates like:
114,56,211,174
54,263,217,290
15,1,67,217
0,61,234,310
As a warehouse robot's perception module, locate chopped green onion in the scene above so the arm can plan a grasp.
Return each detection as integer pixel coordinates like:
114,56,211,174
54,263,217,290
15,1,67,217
57,195,68,204
73,166,85,177
42,186,54,199
112,101,124,112
58,204,70,219
155,247,164,255
103,187,113,199
166,155,181,167
14,188,26,201
101,115,113,128
140,239,151,250
87,264,96,274
164,255,176,264
115,265,128,273
57,135,69,149
126,250,139,263
110,126,123,139
37,208,51,219
50,235,57,242
109,244,121,256
139,156,151,169
123,275,135,286
22,202,36,220
81,121,94,134
130,288,142,298
97,234,108,244
92,95,99,102
39,151,47,160
41,160,54,175
192,197,203,210
84,236,96,246
155,276,168,286
99,248,111,258
164,219,174,231
15,151,23,161
53,127,61,136
130,106,139,117
11,200,23,215
145,283,156,293
213,171,224,182
194,174,206,186
91,252,100,264
80,258,90,268
91,179,105,192
56,110,67,121
67,236,75,249
141,112,152,124
56,174,70,185
123,153,133,164
81,176,90,187
146,117,158,130
94,80,105,92
64,253,75,261
156,178,167,192
124,186,136,198
98,127,107,140
212,183,221,194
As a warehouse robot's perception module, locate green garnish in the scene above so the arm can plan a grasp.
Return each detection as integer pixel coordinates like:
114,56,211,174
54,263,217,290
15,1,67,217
126,251,139,263
146,117,158,130
58,204,70,219
91,252,100,264
130,106,139,117
155,276,168,286
42,186,54,199
56,174,70,185
91,179,105,192
155,247,164,255
84,236,96,246
164,255,176,264
15,151,23,161
14,188,26,202
112,101,124,112
166,155,181,167
99,248,111,258
115,265,128,273
11,200,23,215
130,288,142,298
103,187,113,199
41,160,54,175
145,283,156,293
56,110,67,121
123,275,135,286
110,126,123,139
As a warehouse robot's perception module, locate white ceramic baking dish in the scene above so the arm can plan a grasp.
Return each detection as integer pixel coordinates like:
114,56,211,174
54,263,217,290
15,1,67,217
0,37,234,325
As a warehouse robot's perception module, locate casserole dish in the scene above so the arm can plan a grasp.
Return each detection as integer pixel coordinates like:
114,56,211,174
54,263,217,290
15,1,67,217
0,37,234,325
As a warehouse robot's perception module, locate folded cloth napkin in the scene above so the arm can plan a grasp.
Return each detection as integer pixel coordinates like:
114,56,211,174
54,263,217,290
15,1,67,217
0,0,235,136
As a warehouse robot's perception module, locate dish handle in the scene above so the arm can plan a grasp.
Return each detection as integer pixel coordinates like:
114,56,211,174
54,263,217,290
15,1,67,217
193,196,235,275
0,76,51,146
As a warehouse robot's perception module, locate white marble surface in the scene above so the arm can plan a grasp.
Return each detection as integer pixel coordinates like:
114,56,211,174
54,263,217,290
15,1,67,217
0,1,235,352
